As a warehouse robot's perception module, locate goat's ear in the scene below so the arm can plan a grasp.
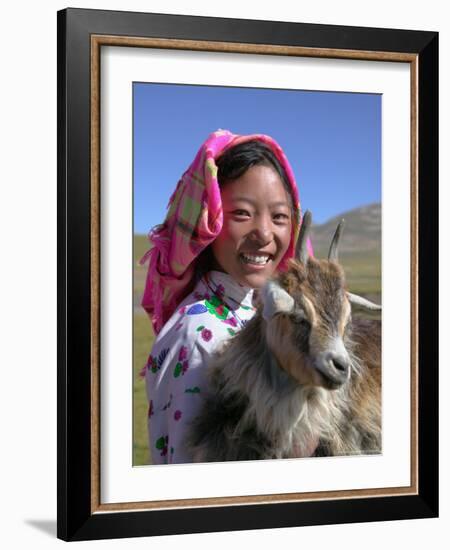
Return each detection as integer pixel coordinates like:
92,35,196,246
347,292,382,319
261,281,295,321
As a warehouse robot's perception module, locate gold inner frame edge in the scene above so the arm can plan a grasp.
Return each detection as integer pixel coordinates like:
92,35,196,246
90,34,419,514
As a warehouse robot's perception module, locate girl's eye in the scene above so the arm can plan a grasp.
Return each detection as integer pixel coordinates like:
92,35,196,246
273,213,290,221
233,209,250,217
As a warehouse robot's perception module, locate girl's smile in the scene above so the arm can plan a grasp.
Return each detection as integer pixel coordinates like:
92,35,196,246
211,164,293,289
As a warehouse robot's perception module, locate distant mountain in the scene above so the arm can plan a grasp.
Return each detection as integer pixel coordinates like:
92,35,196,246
310,203,381,259
307,203,381,297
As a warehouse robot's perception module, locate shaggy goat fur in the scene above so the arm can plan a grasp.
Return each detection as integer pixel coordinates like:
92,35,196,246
186,255,382,462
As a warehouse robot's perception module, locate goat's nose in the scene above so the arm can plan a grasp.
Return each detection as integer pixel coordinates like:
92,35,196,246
331,357,347,372
327,352,350,377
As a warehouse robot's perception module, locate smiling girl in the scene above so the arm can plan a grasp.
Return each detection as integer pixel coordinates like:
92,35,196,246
140,129,310,464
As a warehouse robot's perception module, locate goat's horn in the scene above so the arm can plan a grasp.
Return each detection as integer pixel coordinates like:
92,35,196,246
347,292,382,318
328,219,345,261
296,210,312,264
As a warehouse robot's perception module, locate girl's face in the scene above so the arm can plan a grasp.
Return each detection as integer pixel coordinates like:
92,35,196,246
211,164,293,289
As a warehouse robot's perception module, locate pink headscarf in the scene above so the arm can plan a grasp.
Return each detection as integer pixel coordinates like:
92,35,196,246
140,129,310,335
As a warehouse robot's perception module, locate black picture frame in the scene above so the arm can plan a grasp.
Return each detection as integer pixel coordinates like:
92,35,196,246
57,7,438,542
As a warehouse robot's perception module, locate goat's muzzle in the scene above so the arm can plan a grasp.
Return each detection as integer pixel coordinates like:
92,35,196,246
315,349,350,390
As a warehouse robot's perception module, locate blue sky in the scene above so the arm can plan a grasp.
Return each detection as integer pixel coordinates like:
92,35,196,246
133,83,381,234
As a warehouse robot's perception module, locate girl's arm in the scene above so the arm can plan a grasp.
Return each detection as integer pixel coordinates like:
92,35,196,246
145,335,211,465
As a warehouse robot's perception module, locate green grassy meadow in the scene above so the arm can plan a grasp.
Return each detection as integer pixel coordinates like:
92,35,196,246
132,233,381,466
133,235,154,466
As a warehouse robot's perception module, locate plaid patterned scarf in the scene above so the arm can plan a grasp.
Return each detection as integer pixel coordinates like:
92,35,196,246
140,129,308,335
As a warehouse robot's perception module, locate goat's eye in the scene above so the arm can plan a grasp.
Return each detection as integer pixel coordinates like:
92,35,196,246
291,314,310,329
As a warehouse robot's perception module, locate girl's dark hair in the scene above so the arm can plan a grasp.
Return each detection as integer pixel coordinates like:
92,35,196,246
216,140,293,209
195,139,295,278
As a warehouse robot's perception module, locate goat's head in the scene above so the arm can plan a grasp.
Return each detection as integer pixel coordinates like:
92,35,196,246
261,210,381,390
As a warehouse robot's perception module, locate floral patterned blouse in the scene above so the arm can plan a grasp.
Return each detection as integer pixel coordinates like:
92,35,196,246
142,270,257,465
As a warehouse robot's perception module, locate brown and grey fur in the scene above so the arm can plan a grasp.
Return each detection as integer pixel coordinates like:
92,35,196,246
186,212,382,462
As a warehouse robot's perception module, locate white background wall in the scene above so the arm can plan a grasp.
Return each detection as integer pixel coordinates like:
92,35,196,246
0,0,447,548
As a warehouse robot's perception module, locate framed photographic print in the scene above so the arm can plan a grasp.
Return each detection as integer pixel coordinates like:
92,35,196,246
57,7,438,541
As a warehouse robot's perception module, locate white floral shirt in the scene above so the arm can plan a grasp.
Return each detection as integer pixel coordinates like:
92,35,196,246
143,270,257,465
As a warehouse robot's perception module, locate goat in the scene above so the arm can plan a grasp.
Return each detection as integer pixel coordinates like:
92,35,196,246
186,211,382,462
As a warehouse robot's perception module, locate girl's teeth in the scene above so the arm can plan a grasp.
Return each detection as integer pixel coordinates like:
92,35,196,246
241,254,270,265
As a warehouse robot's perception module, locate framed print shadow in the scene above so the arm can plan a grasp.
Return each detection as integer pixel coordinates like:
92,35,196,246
57,8,439,542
